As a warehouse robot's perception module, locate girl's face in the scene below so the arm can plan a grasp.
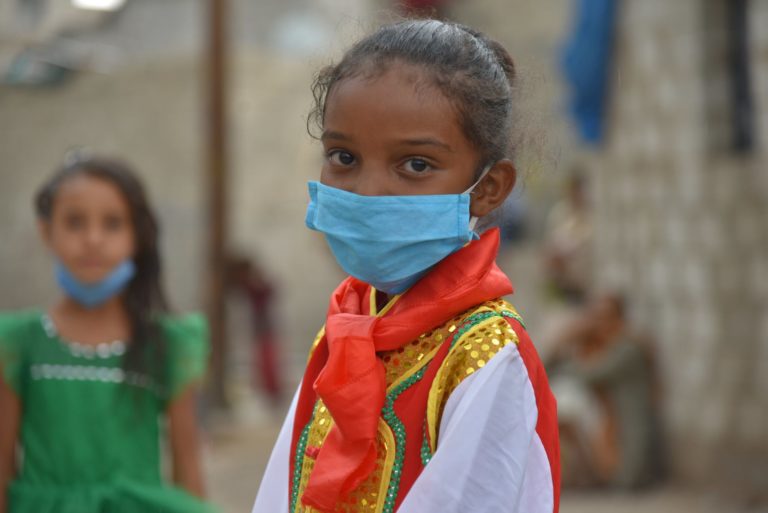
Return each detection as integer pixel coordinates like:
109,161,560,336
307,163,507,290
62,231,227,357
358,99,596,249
320,63,483,198
41,174,136,284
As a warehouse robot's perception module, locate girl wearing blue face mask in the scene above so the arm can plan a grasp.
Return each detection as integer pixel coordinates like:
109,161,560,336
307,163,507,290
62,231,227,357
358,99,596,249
253,20,560,513
0,157,215,513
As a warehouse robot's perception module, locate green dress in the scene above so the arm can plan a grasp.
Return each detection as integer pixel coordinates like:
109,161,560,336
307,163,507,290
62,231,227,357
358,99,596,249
0,310,216,513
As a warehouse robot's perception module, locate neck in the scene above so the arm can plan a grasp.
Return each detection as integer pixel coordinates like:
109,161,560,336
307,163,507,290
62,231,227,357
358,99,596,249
374,290,392,312
49,295,132,344
53,295,130,328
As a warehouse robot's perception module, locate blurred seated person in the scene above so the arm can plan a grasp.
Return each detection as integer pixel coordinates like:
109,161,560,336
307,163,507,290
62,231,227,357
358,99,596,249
543,172,592,305
547,292,662,489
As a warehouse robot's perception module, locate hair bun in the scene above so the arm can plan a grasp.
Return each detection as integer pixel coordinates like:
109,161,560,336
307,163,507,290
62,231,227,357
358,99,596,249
486,39,516,86
455,24,515,87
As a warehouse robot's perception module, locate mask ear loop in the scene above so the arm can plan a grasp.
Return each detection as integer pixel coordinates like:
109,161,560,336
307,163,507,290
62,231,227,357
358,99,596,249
465,163,494,231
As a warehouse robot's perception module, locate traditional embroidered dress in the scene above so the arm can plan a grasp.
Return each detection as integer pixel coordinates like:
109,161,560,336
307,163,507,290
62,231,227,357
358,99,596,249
253,229,560,513
0,312,214,513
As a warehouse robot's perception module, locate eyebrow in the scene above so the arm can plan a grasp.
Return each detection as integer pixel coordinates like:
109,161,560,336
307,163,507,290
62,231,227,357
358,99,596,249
320,131,454,152
321,130,352,142
399,138,454,152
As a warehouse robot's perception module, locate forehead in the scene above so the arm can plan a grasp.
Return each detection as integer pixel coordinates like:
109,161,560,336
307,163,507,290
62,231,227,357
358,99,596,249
53,174,129,213
324,62,470,147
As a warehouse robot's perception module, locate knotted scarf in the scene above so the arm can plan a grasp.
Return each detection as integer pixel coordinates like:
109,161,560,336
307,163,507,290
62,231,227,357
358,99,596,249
300,228,513,511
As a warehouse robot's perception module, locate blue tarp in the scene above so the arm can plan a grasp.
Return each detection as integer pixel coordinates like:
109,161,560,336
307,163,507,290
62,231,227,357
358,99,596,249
560,0,619,145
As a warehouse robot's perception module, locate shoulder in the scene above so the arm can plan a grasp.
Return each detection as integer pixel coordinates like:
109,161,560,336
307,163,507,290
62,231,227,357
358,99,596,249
0,309,43,342
0,310,43,392
156,312,210,361
425,298,529,448
157,312,209,344
438,298,525,378
158,313,211,398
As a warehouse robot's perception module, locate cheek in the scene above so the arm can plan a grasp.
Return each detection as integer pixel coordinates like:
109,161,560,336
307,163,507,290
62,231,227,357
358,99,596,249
46,227,79,256
119,231,138,260
47,238,82,272
319,165,331,183
319,165,347,190
102,222,137,261
437,167,476,193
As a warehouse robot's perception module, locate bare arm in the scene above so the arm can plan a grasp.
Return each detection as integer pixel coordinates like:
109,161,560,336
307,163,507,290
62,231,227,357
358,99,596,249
0,372,20,513
167,386,207,498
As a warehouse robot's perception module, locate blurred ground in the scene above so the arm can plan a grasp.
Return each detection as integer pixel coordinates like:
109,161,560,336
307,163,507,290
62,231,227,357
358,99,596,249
560,489,718,513
205,413,282,513
203,413,724,513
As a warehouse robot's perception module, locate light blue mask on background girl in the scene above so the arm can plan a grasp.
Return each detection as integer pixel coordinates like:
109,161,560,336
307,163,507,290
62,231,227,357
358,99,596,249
55,260,136,308
305,168,490,294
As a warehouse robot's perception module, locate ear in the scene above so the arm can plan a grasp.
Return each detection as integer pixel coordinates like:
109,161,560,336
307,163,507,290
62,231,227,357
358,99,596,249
469,159,516,218
37,219,53,249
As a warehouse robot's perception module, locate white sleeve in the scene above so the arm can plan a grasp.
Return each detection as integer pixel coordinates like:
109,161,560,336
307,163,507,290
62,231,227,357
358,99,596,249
251,387,299,513
397,343,554,513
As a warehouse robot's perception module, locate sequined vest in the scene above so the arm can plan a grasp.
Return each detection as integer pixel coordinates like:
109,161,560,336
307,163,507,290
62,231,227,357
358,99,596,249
289,298,525,513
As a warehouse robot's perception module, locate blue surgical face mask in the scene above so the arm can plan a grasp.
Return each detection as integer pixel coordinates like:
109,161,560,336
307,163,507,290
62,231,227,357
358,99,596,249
305,167,491,294
55,259,136,308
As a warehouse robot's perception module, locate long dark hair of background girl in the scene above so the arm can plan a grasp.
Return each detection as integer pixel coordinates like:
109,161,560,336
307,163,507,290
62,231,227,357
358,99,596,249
35,155,169,394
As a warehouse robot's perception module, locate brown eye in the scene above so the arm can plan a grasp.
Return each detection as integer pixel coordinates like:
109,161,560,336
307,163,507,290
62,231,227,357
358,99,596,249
328,150,356,166
63,213,86,230
103,215,125,232
404,158,430,173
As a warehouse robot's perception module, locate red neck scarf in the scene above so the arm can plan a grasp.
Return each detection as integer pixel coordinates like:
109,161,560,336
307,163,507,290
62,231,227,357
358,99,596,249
300,229,513,511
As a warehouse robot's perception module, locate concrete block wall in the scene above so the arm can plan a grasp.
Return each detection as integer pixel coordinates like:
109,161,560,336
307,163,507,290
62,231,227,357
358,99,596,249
592,0,768,490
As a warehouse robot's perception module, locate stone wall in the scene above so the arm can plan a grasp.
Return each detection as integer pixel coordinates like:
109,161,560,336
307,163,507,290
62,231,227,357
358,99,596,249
593,0,768,492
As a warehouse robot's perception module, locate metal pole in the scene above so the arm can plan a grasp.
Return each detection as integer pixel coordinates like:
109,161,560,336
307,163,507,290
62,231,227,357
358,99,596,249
206,0,229,409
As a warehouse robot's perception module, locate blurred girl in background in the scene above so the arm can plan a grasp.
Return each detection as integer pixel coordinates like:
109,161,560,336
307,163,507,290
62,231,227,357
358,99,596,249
0,156,214,513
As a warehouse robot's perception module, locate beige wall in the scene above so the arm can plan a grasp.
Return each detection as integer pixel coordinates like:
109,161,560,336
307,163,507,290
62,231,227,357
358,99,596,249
593,0,768,490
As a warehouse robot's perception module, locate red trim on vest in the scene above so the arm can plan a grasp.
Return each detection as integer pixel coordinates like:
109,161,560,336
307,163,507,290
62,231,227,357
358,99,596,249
289,342,328,494
506,318,561,513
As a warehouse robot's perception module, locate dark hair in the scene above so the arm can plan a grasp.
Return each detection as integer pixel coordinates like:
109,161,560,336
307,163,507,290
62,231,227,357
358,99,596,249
309,19,518,171
35,156,169,394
